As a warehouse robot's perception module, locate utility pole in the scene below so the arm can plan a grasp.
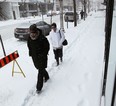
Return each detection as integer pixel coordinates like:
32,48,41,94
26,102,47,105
59,0,64,31
102,0,114,97
73,0,77,27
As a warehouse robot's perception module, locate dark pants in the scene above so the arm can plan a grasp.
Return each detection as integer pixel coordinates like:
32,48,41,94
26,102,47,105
81,15,83,19
53,48,63,65
36,68,49,91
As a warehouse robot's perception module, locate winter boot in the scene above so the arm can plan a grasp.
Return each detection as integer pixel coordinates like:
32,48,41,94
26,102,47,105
60,57,63,62
56,59,59,66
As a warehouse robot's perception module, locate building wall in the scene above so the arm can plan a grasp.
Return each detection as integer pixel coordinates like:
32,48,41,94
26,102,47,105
0,1,42,20
0,2,12,19
0,2,20,20
55,0,82,11
11,2,20,19
4,0,30,2
56,0,73,11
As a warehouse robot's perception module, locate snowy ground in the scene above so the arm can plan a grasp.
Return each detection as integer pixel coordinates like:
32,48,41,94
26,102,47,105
0,11,106,106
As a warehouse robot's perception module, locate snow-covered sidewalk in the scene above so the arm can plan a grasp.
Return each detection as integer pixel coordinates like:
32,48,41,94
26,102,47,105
0,11,105,106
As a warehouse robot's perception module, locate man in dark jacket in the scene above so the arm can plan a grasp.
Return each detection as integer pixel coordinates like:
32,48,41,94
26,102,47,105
27,24,50,93
80,10,84,19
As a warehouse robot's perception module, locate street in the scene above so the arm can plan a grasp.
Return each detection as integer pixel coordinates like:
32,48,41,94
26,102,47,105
0,15,61,41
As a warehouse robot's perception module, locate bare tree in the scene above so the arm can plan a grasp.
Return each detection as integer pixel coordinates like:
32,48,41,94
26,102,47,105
50,0,54,24
59,0,64,31
73,0,77,26
21,0,26,17
87,0,90,13
80,0,87,20
39,2,44,21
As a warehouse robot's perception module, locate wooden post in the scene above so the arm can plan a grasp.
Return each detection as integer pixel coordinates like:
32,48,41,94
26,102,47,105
0,35,6,56
12,60,26,78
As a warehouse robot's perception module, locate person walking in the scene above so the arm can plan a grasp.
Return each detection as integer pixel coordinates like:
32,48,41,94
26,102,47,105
27,24,50,93
49,23,65,66
80,10,84,19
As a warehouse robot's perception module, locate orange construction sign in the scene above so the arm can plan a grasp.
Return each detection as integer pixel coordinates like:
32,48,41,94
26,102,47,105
0,51,19,68
0,51,26,77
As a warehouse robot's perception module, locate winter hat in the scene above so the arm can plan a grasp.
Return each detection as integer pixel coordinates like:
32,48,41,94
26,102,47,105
51,23,57,28
29,24,38,32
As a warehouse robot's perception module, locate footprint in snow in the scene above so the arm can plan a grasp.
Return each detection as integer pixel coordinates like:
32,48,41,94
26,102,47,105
77,99,90,106
78,84,85,92
84,72,92,81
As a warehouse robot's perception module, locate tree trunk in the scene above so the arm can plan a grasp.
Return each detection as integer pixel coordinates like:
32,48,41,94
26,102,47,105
87,0,90,13
73,0,77,26
83,0,86,20
59,0,64,31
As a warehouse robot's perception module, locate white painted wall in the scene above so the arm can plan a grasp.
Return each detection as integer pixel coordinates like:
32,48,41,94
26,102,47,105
11,2,20,19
